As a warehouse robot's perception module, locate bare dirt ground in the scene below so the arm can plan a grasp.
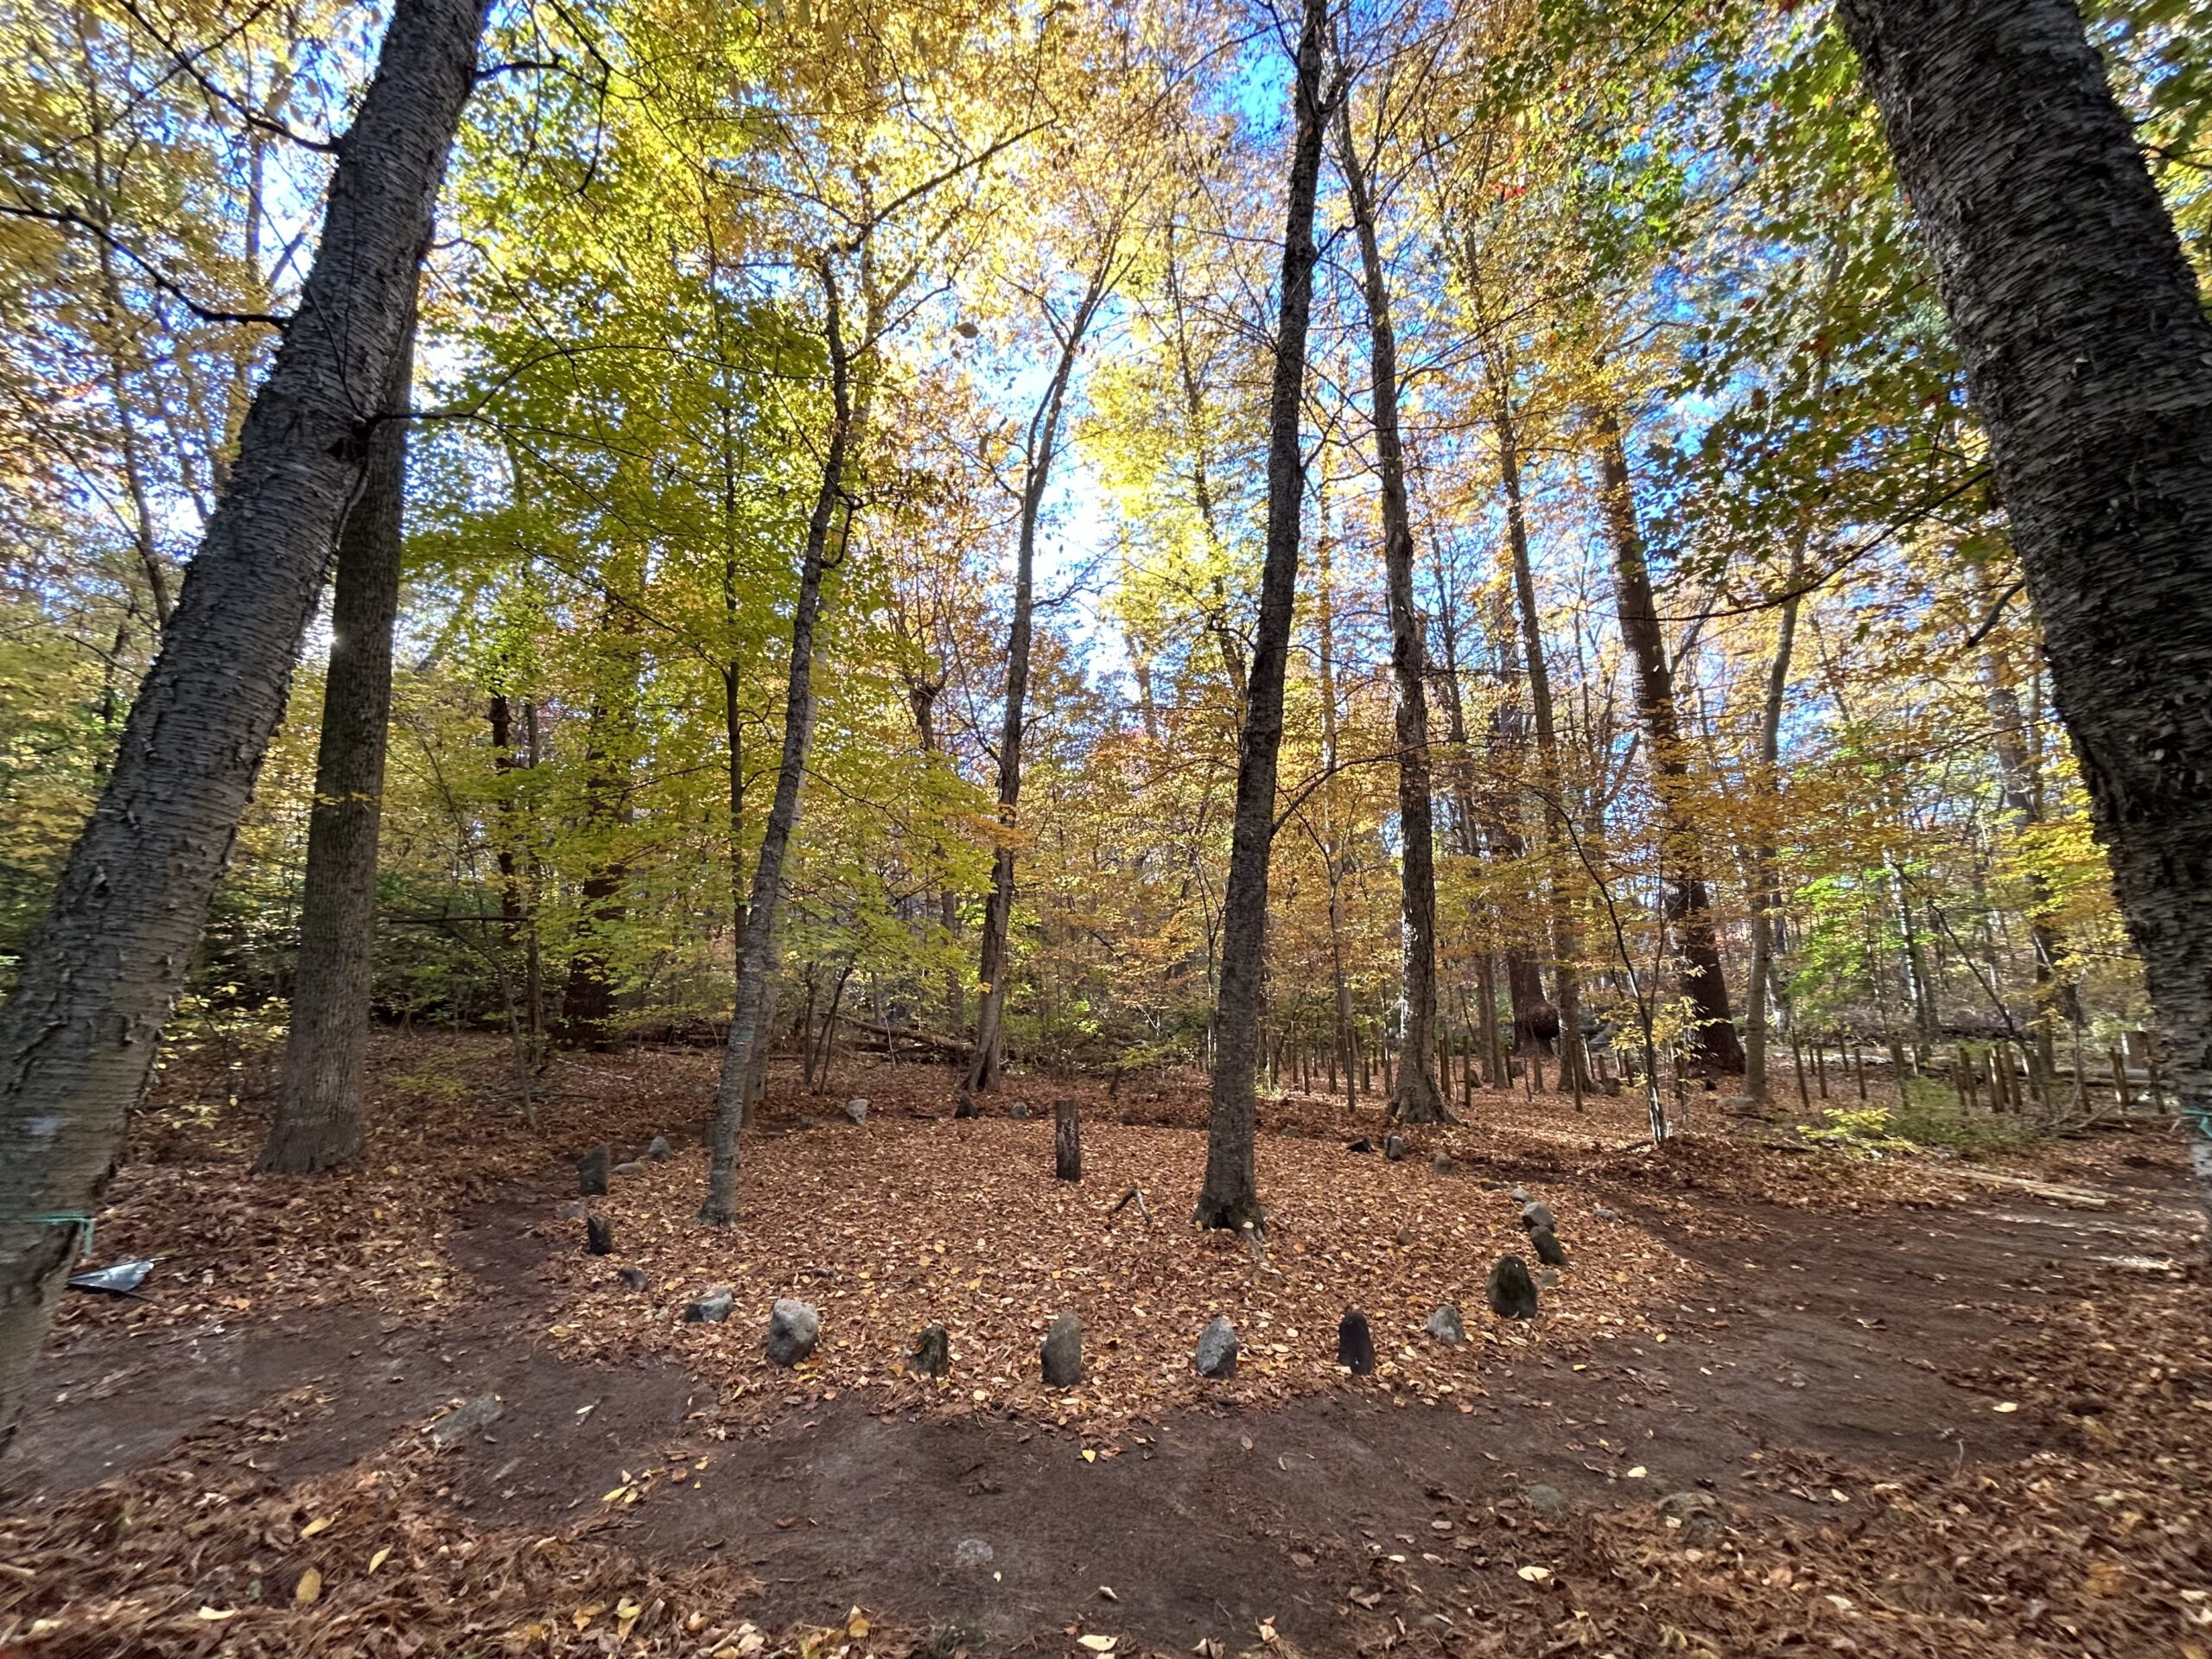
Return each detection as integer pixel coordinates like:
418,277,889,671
3,1035,2209,1657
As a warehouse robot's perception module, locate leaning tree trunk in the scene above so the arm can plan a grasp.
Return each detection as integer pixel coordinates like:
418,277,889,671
0,0,488,1456
1594,410,1746,1076
702,262,854,1225
260,308,419,1173
1837,0,2212,1213
969,245,1116,1094
1196,0,1332,1232
1335,93,1449,1126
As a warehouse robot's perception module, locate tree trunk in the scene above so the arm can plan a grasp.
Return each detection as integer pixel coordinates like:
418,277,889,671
1335,93,1448,1126
1196,0,1332,1232
260,308,418,1173
1054,1097,1081,1181
702,260,855,1225
1838,0,2212,1214
0,0,487,1457
969,245,1116,1093
1593,410,1746,1075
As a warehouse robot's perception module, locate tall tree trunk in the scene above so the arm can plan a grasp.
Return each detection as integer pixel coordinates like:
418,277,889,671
1745,576,1802,1101
1837,0,2212,1212
1196,0,1333,1231
969,244,1117,1092
1335,94,1448,1125
1594,410,1746,1076
1313,535,1357,1112
0,0,487,1456
259,308,418,1173
702,260,855,1225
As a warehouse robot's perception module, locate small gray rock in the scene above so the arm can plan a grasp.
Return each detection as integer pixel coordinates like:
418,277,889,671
910,1323,950,1376
843,1098,868,1125
1426,1305,1465,1344
951,1537,995,1569
556,1199,588,1222
1593,1205,1620,1223
1537,1266,1561,1289
1658,1491,1720,1538
1522,1483,1567,1516
1009,1101,1032,1120
1193,1316,1239,1378
1510,1185,1529,1203
796,1115,819,1129
430,1393,503,1447
1530,1225,1568,1268
1488,1254,1540,1319
1383,1135,1407,1161
1432,1151,1457,1174
1040,1311,1084,1387
766,1298,820,1366
618,1266,649,1292
646,1135,673,1160
613,1160,645,1177
1520,1200,1556,1234
684,1286,735,1324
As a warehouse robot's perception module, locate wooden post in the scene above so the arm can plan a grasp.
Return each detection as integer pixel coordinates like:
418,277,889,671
1053,1098,1081,1181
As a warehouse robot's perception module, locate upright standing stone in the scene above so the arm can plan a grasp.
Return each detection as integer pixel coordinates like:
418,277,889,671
1488,1254,1539,1319
1520,1199,1556,1234
576,1145,611,1196
1054,1098,1082,1181
1193,1316,1239,1377
646,1134,673,1160
1530,1226,1568,1268
955,1093,980,1120
1426,1304,1465,1344
843,1098,868,1126
683,1287,735,1324
910,1323,951,1376
1337,1310,1376,1375
1040,1312,1084,1387
585,1214,614,1255
1383,1135,1407,1161
766,1299,820,1366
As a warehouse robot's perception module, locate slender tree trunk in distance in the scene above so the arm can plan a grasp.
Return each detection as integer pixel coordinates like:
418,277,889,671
1594,410,1746,1075
0,0,488,1458
260,308,418,1173
1838,0,2212,1217
969,247,1116,1094
1196,0,1334,1232
1313,532,1357,1112
702,263,855,1225
1335,94,1449,1125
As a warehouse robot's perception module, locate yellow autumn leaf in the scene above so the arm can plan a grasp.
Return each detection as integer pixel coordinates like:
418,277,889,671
1078,1637,1116,1653
1082,1449,1096,1463
196,1606,238,1622
573,1604,605,1630
300,1516,334,1539
367,1546,391,1573
1517,1565,1552,1582
846,1610,871,1638
617,1596,643,1638
295,1567,323,1605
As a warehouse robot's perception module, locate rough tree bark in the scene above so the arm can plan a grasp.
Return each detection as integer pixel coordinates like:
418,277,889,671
702,261,855,1225
259,308,418,1173
1594,410,1746,1076
1335,93,1448,1125
0,0,488,1456
969,241,1117,1094
1837,0,2212,1211
1195,0,1334,1232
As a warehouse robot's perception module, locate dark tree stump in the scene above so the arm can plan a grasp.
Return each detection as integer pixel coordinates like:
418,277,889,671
1054,1098,1081,1181
586,1214,614,1255
910,1323,951,1376
576,1145,611,1196
1337,1310,1376,1375
1488,1254,1539,1319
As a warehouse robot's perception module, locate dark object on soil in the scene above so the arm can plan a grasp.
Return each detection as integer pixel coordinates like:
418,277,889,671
1593,1205,1620,1222
618,1267,649,1292
1488,1254,1539,1319
1346,1137,1373,1154
843,1098,868,1125
576,1145,611,1196
1054,1098,1082,1181
613,1160,645,1177
1194,1316,1239,1377
1383,1135,1407,1161
67,1258,156,1296
1432,1151,1456,1174
1530,1226,1568,1268
429,1393,503,1448
647,1135,673,1160
1426,1305,1465,1344
766,1299,820,1366
911,1323,951,1376
1040,1311,1084,1386
1009,1101,1032,1120
1522,1483,1567,1516
1658,1490,1721,1539
1520,1199,1556,1234
1337,1310,1376,1375
955,1093,980,1120
684,1287,735,1324
586,1214,614,1255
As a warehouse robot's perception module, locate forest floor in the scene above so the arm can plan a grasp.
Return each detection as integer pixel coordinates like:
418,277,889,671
3,1033,2209,1658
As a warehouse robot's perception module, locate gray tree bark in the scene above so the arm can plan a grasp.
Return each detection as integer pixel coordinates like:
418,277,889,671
1334,93,1449,1126
260,307,418,1173
1195,0,1334,1232
0,0,488,1456
702,262,855,1225
1837,0,2212,1211
969,243,1116,1094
